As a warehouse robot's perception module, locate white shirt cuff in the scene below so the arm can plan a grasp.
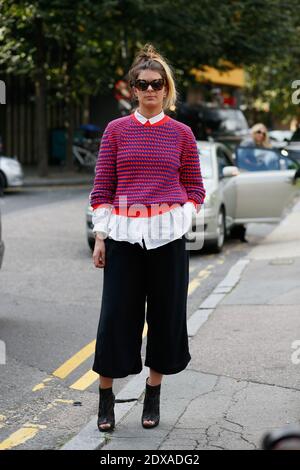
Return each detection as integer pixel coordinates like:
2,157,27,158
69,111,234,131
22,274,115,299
92,206,113,235
184,201,197,216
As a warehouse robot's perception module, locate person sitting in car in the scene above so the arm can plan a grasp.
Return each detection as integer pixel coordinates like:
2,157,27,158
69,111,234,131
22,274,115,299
240,123,272,148
239,123,273,171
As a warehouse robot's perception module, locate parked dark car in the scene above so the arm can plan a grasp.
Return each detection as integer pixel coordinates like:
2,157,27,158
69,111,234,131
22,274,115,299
175,103,249,151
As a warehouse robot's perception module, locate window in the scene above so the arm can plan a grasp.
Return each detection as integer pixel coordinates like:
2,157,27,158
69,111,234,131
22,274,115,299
236,147,282,171
196,144,213,179
217,147,233,179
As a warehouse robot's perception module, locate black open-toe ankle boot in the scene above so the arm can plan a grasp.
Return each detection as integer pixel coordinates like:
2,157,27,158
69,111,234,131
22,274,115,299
141,377,161,429
97,386,115,432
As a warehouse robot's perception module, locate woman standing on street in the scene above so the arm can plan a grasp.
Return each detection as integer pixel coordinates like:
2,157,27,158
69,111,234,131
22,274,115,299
89,44,206,432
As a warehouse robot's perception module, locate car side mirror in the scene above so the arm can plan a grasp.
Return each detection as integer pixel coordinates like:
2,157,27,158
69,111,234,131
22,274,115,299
222,166,240,178
293,167,300,184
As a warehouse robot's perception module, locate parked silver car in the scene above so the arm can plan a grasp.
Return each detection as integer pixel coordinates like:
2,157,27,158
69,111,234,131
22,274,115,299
190,142,300,251
0,156,24,193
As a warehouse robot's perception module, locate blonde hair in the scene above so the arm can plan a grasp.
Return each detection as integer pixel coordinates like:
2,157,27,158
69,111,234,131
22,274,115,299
127,43,177,111
251,123,272,148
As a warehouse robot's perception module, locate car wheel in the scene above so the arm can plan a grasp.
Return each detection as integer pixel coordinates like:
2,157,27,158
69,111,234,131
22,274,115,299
0,172,6,196
88,237,95,251
205,208,226,253
230,224,247,241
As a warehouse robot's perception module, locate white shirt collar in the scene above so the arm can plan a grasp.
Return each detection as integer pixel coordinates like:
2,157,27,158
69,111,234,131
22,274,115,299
134,108,165,125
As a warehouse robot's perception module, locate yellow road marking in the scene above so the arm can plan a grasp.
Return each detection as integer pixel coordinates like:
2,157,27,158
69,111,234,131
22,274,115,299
188,267,213,295
0,426,40,450
70,370,98,390
32,383,45,392
188,272,211,295
23,423,47,429
70,321,149,390
0,400,73,450
32,377,54,392
53,399,73,405
52,340,96,379
42,400,74,412
42,398,74,413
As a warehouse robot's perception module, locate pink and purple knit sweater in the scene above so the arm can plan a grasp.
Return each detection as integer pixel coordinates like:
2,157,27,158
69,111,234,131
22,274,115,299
89,113,206,214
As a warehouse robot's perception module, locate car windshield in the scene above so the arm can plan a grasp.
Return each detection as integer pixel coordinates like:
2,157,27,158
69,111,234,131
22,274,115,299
197,144,213,178
235,147,283,171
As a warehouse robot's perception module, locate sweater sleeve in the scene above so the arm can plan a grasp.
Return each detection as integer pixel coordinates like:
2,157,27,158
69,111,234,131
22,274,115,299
180,127,206,213
89,123,117,209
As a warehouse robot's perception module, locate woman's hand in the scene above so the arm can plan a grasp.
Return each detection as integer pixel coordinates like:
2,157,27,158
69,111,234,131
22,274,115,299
93,235,106,268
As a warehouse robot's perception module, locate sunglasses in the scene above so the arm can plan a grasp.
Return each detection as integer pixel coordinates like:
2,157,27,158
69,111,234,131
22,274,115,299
134,79,165,91
255,130,266,136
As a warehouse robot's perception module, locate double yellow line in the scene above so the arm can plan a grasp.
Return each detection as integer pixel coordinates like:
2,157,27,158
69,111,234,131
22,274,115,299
51,323,149,391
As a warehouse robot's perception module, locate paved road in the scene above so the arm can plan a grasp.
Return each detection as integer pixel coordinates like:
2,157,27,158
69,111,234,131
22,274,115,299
0,186,275,449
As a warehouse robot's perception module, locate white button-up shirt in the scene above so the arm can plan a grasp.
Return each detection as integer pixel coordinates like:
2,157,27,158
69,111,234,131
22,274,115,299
92,108,198,250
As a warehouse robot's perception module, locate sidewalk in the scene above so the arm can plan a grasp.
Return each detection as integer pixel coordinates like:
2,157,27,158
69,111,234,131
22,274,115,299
62,199,300,451
23,165,94,187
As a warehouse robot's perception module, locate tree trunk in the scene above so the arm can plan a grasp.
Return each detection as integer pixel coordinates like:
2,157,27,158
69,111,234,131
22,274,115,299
35,77,48,176
35,17,48,177
65,100,75,171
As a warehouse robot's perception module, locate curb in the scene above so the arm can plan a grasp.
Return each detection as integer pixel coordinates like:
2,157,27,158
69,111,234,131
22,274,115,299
187,258,249,337
60,257,250,450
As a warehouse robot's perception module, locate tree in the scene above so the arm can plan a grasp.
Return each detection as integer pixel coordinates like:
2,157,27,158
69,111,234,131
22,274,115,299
243,0,300,126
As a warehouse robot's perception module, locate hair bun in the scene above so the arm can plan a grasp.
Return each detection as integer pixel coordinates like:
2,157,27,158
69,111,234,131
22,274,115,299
133,43,160,64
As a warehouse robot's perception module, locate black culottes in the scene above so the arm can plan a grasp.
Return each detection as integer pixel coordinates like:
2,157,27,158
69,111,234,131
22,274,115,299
92,235,191,378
